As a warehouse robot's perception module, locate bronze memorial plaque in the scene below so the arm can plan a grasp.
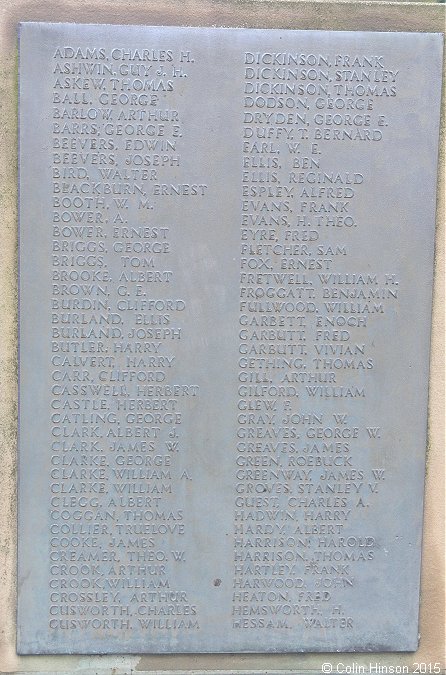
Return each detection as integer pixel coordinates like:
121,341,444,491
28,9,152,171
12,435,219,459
18,22,443,654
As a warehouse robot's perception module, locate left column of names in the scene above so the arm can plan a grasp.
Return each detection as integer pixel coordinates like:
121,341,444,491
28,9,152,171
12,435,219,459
48,40,202,639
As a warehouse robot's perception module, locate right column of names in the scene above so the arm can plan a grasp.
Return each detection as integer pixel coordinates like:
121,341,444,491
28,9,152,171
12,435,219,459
233,49,401,634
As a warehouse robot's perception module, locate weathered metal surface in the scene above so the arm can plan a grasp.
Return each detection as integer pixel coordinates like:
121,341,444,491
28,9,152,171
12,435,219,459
18,22,443,654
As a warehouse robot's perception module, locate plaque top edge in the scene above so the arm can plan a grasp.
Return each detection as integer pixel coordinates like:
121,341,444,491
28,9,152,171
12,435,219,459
17,20,445,39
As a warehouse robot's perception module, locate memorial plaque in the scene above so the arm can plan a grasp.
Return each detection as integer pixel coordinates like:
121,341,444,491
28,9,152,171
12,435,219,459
18,22,443,654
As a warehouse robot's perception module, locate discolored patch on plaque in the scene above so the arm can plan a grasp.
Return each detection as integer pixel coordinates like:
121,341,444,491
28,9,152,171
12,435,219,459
18,22,443,654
